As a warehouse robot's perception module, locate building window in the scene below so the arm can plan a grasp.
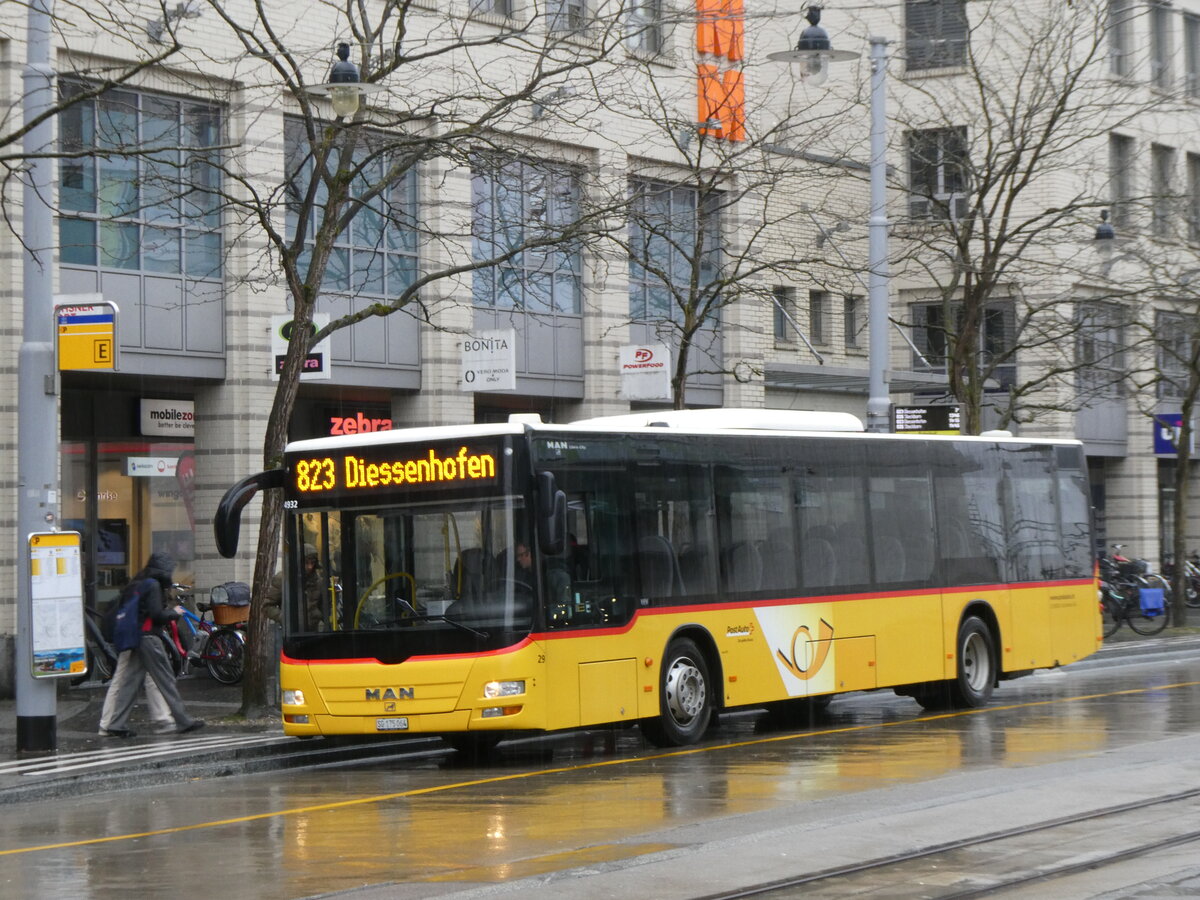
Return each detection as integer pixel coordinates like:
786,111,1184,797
284,120,419,301
1109,133,1136,228
472,157,582,312
1186,14,1200,97
549,0,589,33
1109,0,1135,77
843,294,862,349
910,300,1017,391
1188,153,1200,242
58,83,222,277
1150,0,1173,90
905,0,968,71
1077,302,1126,397
773,286,796,344
1156,310,1191,399
1151,143,1177,239
628,179,722,322
627,0,664,53
809,290,829,345
907,127,968,221
469,0,513,16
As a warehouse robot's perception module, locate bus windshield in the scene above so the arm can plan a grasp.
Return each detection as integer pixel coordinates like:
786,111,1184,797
286,495,535,657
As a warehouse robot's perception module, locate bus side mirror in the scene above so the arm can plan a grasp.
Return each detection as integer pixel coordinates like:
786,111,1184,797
536,471,566,557
213,469,285,558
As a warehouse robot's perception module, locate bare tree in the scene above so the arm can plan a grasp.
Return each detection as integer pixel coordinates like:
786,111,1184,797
174,0,647,713
0,0,191,202
877,0,1170,434
1113,250,1200,626
588,38,860,409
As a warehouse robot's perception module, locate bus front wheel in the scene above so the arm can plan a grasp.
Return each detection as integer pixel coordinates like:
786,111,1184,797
642,638,712,747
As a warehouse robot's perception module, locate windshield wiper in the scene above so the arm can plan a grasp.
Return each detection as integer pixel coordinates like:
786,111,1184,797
390,604,490,639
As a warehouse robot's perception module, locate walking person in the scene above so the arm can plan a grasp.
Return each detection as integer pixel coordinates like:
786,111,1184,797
98,657,173,736
103,552,205,737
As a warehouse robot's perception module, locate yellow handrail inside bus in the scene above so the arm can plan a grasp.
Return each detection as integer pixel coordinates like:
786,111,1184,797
353,572,416,628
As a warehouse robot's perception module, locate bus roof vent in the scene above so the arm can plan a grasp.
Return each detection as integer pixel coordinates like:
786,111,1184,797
980,429,1013,438
509,413,544,426
570,408,864,433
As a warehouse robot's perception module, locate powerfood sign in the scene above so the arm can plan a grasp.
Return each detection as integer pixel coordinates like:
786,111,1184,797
619,344,671,400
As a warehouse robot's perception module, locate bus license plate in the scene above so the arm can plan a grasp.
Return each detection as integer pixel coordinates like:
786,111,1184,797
376,717,408,731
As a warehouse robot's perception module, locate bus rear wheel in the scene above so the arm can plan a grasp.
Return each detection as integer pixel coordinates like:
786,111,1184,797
642,638,712,747
914,616,996,710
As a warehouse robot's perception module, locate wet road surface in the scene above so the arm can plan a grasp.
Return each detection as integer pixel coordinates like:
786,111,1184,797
0,653,1197,899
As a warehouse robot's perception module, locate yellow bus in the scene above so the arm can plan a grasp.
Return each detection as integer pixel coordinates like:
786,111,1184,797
214,409,1100,750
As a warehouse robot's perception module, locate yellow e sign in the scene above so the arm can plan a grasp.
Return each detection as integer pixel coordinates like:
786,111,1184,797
56,300,119,371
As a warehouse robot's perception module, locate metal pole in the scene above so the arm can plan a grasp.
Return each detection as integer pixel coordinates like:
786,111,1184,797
16,0,60,753
865,36,891,433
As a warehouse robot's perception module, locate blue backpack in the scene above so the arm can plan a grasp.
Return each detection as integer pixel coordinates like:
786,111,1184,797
106,579,152,653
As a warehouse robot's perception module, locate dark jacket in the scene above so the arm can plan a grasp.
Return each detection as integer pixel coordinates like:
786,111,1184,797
136,551,179,627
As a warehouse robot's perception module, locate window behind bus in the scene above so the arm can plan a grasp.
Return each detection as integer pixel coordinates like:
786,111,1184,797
933,443,1007,585
1001,445,1063,581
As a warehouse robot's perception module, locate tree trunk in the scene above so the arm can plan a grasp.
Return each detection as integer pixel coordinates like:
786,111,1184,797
238,304,312,717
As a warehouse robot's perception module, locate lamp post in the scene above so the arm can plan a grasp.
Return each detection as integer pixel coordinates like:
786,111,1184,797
17,0,59,753
770,10,892,433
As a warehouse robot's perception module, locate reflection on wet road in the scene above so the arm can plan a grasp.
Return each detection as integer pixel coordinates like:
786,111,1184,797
1,658,1197,899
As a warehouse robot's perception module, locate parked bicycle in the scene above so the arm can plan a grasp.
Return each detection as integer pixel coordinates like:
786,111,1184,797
1161,552,1200,609
1099,546,1172,638
160,583,248,684
78,604,118,683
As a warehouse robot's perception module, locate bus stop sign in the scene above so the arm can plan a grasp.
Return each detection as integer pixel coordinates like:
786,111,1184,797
56,299,118,371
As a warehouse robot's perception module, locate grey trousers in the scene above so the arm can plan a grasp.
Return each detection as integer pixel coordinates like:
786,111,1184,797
100,650,172,730
107,632,196,731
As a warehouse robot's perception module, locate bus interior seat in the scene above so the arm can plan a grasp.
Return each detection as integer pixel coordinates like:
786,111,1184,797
906,533,934,583
725,541,763,592
639,534,684,597
874,534,906,583
834,523,867,583
760,530,797,589
801,526,838,587
452,547,486,601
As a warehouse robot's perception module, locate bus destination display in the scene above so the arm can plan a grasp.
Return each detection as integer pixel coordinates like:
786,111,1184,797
289,443,500,500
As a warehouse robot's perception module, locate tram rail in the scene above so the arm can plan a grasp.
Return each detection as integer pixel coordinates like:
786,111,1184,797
698,787,1200,899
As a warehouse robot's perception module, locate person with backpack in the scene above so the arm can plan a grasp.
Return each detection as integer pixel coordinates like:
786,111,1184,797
102,551,205,737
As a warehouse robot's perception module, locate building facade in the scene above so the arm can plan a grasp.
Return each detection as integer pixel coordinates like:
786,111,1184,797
1,0,1195,690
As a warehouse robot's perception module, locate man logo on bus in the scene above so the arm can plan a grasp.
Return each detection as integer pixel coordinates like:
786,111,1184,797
365,687,415,701
776,618,834,680
635,348,654,362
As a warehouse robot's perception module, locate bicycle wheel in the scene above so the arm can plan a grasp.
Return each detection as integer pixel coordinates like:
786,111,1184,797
204,629,244,684
1100,593,1121,638
1127,591,1169,636
1187,574,1200,609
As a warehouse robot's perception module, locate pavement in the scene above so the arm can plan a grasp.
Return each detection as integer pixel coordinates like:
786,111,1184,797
0,628,1196,804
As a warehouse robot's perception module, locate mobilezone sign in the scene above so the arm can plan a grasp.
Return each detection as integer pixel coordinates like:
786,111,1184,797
141,399,195,437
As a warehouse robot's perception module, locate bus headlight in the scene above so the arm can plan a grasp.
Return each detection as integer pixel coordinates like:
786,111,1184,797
283,690,306,706
483,680,525,699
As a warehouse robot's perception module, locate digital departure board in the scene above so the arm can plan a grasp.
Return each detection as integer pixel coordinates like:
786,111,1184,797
286,441,502,504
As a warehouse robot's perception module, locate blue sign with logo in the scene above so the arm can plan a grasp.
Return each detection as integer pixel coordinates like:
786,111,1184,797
1154,414,1194,456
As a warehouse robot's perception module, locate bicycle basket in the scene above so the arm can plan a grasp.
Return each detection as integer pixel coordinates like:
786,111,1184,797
1118,559,1149,577
1139,587,1165,616
209,581,250,625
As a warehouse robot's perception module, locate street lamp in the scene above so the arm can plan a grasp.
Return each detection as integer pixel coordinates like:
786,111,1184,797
771,10,892,433
766,7,858,87
305,43,382,118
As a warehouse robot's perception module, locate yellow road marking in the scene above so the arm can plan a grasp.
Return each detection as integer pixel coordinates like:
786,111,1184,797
3,679,1197,858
